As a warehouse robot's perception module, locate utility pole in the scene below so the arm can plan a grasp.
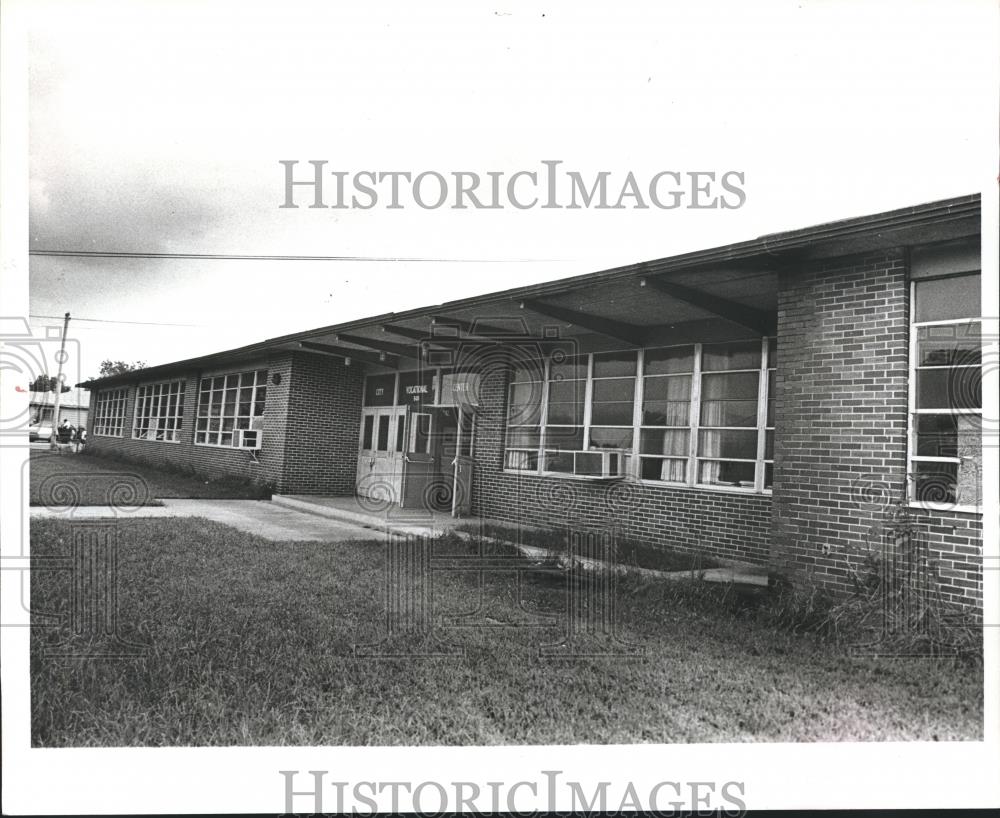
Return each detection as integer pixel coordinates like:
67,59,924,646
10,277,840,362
49,312,70,449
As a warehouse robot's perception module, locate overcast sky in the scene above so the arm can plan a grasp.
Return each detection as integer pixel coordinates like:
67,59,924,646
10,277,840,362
26,0,996,389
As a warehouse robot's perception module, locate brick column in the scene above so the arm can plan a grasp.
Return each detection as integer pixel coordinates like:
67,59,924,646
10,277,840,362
771,252,910,596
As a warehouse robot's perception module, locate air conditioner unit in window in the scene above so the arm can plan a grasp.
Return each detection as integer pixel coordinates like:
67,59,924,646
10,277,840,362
236,429,262,450
572,449,625,479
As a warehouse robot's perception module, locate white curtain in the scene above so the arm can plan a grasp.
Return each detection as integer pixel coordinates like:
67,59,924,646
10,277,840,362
656,428,687,481
506,450,530,470
660,459,685,481
699,401,725,484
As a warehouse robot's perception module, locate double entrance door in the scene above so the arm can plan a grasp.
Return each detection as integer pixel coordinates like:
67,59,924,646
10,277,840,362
356,406,406,502
356,405,475,514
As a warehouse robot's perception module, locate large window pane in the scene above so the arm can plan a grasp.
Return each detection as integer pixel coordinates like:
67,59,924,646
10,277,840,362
506,427,541,449
914,274,981,322
545,426,584,450
698,429,758,460
508,382,543,425
397,370,436,407
547,401,584,425
509,381,541,405
702,340,761,371
912,455,982,507
640,457,686,482
642,375,691,425
701,371,760,427
643,374,691,402
592,377,634,402
701,371,759,400
376,415,390,451
916,368,981,410
364,374,395,406
547,374,585,424
698,460,755,486
644,345,694,375
640,428,688,456
547,379,584,403
643,401,690,426
914,413,980,458
511,361,545,382
549,354,588,381
593,350,637,378
917,324,981,366
911,461,958,505
591,403,634,425
700,399,758,427
589,427,633,449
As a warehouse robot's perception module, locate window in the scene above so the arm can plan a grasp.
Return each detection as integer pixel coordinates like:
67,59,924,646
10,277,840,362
639,345,693,483
504,361,544,471
502,338,774,491
133,381,186,442
589,351,637,453
195,369,267,447
376,414,391,451
909,270,981,507
697,340,763,488
93,388,128,437
764,338,776,489
542,353,586,473
363,374,395,406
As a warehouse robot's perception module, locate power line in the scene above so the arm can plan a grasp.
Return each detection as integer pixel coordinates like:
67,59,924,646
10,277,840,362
29,314,202,327
29,250,559,263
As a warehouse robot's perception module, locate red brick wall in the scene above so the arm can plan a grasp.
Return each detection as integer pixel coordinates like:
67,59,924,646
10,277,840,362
469,364,774,565
771,252,983,610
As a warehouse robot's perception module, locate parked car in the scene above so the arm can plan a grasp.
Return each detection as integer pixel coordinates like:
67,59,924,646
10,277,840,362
29,422,54,442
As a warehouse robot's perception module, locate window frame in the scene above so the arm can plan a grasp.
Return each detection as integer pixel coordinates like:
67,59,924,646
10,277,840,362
906,272,983,512
502,338,775,494
693,338,768,492
132,380,186,443
194,368,268,449
92,387,128,437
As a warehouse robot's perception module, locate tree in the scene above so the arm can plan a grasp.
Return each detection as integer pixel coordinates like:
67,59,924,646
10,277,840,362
29,375,71,393
96,359,147,378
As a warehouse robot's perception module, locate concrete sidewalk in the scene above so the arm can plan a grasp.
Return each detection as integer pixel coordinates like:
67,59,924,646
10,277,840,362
28,499,382,542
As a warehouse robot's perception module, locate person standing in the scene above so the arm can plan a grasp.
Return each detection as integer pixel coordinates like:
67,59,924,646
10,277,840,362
55,418,75,453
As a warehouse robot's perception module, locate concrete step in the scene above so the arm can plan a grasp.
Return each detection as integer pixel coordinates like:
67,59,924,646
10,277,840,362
270,494,444,538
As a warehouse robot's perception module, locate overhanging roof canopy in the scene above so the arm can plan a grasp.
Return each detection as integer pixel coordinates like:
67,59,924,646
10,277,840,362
78,193,980,388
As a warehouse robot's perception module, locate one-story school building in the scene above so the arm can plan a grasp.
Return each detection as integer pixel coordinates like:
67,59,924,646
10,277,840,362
79,195,985,610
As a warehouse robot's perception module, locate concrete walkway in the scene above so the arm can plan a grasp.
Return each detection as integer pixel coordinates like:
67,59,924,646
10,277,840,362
28,499,382,542
271,494,471,537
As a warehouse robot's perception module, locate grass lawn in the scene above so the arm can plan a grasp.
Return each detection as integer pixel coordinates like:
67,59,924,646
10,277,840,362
29,449,270,506
31,517,982,746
